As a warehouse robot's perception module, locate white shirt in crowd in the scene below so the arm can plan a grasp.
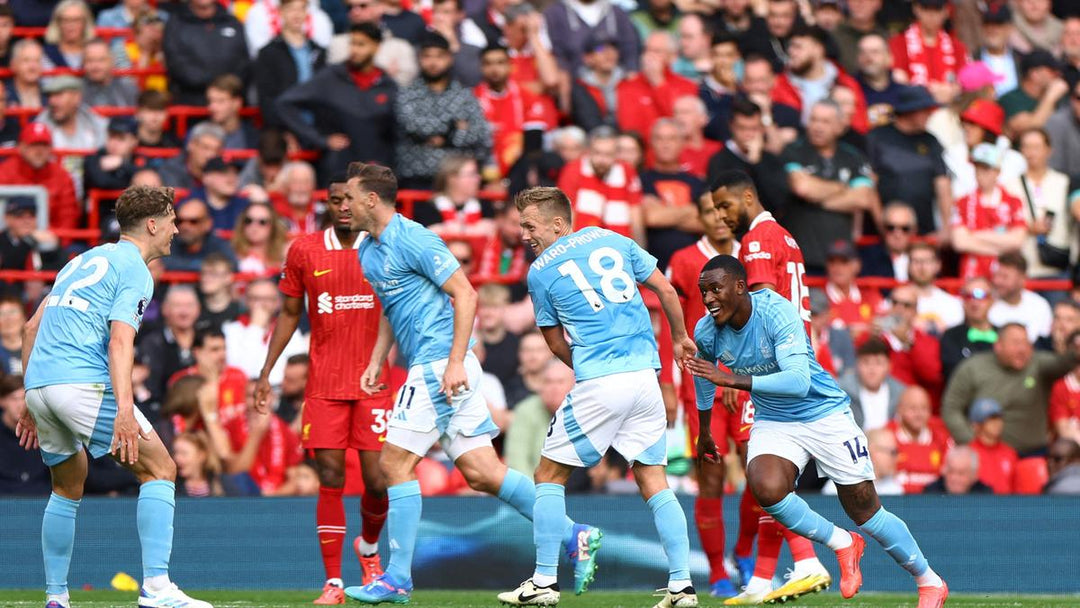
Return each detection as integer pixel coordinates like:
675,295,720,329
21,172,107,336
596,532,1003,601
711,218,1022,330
223,319,309,385
988,290,1053,342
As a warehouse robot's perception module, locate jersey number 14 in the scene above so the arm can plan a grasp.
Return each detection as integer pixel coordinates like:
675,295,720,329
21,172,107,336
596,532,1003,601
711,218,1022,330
558,247,635,312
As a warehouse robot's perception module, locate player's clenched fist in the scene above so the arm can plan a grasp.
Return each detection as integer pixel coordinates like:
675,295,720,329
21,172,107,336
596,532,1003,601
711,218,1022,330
253,375,273,414
696,431,720,465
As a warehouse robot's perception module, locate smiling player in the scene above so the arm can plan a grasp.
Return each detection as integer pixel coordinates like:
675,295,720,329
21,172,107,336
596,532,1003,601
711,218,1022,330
688,255,948,608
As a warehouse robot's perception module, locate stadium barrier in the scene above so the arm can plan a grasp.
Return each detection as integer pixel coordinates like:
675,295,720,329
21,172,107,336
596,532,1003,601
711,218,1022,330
1,494,1079,593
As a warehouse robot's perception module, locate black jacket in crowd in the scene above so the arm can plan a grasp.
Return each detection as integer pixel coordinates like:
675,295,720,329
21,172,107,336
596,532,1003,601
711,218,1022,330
255,36,327,128
275,64,397,180
163,3,251,106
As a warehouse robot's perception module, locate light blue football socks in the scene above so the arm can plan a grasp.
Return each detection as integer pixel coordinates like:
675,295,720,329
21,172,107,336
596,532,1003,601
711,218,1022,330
137,480,176,580
647,489,691,589
385,480,422,583
531,483,566,585
763,492,851,549
859,507,929,577
42,493,80,596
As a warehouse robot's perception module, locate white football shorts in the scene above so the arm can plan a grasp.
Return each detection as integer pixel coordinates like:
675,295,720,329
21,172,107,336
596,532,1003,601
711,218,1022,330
387,351,499,461
747,409,876,486
543,368,667,468
26,383,153,466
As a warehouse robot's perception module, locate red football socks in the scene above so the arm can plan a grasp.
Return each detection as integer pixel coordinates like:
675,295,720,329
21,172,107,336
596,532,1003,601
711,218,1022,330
734,490,761,558
753,515,784,579
694,496,726,584
360,491,389,547
317,486,346,580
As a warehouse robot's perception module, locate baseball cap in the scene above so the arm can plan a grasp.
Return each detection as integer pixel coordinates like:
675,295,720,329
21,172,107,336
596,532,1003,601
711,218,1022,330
202,156,240,174
914,0,947,8
960,98,1005,136
584,31,618,53
107,116,138,135
418,30,451,52
42,74,83,95
970,142,1004,169
1021,50,1061,75
20,122,53,146
3,195,37,214
892,85,939,114
958,62,1004,93
826,239,858,261
969,398,1003,423
982,3,1011,23
503,1,535,22
813,0,843,9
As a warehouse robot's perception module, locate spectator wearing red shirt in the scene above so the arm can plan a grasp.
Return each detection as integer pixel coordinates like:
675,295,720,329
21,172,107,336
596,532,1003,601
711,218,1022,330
271,161,320,233
967,397,1019,494
888,0,967,104
889,385,953,493
823,239,884,338
501,3,559,95
616,32,698,145
0,123,79,238
557,126,644,244
880,283,944,406
671,95,722,180
951,143,1027,281
1049,366,1080,443
773,25,869,134
169,327,250,429
474,44,557,181
224,379,304,494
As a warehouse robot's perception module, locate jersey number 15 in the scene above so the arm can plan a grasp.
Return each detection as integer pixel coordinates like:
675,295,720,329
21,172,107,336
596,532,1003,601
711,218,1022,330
558,247,635,312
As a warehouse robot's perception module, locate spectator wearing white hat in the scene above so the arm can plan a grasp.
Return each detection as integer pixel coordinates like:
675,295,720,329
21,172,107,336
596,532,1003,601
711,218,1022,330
950,142,1027,282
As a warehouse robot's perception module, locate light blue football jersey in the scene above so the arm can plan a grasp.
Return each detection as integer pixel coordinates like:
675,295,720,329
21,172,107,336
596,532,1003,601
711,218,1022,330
359,213,466,368
25,240,154,390
693,289,849,423
527,227,660,381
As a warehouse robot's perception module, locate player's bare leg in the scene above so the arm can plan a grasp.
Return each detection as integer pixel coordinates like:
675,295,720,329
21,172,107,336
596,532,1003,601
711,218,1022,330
835,481,947,608
695,457,736,598
41,451,88,608
311,449,349,604
117,429,211,608
356,449,389,585
629,464,696,608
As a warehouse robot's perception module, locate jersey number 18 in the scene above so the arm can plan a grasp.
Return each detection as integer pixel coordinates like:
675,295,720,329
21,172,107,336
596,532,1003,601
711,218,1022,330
558,247,635,312
786,261,812,323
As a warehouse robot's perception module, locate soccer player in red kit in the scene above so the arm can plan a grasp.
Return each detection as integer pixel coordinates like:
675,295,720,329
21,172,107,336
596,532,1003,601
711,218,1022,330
255,176,392,605
709,170,829,605
667,193,747,597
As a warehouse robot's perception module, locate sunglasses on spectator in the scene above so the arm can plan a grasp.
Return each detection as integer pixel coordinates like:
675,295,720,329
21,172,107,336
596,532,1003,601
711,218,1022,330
244,217,271,226
884,224,913,233
348,2,372,9
891,299,916,309
963,288,990,301
456,257,472,265
177,216,206,225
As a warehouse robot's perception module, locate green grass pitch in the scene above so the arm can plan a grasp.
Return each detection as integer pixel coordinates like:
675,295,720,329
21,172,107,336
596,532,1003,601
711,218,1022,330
1,590,1077,607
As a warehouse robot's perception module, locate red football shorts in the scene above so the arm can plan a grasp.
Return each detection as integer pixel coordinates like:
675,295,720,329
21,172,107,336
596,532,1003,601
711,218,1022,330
300,395,393,450
686,391,755,457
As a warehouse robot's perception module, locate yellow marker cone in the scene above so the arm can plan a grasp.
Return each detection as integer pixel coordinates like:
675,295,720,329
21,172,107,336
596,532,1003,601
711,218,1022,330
111,572,139,592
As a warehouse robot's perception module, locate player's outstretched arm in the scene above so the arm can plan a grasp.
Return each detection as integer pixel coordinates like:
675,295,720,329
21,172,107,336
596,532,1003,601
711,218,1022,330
439,268,478,395
256,295,304,412
20,298,46,377
640,268,696,367
108,321,149,465
362,313,395,395
539,325,573,369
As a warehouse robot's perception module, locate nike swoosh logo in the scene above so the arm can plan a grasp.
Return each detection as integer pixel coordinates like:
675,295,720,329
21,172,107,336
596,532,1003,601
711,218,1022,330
378,435,387,443
314,269,332,277
517,592,542,602
740,424,752,432
320,539,338,544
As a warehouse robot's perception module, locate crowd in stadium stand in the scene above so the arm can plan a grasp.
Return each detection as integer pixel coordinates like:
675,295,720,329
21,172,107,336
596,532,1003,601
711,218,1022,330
3,0,1080,499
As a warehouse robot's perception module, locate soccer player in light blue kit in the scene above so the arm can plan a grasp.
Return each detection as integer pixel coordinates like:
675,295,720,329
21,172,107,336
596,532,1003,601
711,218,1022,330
687,255,949,608
340,164,599,605
15,186,212,608
498,187,699,608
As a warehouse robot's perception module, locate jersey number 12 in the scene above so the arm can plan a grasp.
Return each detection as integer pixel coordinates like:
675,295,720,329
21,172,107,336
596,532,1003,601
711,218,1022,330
558,247,635,312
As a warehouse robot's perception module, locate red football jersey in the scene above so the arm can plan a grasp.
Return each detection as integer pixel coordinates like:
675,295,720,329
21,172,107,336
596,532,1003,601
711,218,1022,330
279,228,389,400
739,211,811,332
950,185,1026,280
1049,372,1080,434
224,413,303,494
971,437,1018,495
678,140,723,180
890,419,952,494
475,81,557,178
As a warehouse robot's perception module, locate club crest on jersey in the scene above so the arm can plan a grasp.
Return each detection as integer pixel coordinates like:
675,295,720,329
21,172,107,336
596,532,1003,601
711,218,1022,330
759,336,773,359
747,241,761,253
784,235,799,249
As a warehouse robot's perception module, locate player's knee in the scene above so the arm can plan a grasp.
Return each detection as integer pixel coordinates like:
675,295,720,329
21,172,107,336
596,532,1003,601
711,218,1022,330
361,466,387,495
154,457,177,484
747,475,789,508
461,462,501,494
697,463,726,498
318,466,346,489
